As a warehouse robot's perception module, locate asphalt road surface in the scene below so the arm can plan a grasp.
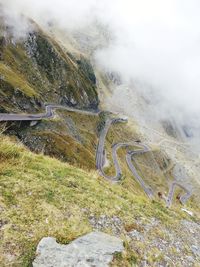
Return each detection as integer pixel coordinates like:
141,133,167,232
0,104,99,121
166,181,192,208
96,117,154,198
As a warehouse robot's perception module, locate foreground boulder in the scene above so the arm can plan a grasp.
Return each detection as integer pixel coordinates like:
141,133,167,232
33,232,124,267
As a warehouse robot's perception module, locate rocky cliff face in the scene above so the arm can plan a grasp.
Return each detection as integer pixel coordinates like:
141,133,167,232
0,21,100,169
0,22,99,113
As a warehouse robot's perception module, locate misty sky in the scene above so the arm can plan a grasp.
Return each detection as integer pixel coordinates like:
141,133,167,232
1,0,200,131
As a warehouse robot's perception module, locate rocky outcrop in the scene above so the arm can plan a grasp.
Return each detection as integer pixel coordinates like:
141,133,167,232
0,20,99,168
0,21,99,113
33,232,124,267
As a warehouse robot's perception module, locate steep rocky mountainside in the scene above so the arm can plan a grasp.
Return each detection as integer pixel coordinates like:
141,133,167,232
0,21,99,113
0,20,200,267
0,21,101,168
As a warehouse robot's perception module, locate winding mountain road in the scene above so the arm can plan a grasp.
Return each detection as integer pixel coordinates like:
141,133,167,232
0,104,99,122
166,181,192,208
126,146,154,198
96,117,154,198
96,117,192,203
96,118,128,182
0,104,192,205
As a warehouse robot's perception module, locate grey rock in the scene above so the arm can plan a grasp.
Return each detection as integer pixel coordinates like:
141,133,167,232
33,232,124,267
89,215,123,235
140,260,147,267
191,245,200,257
128,230,144,241
185,256,195,263
30,121,38,127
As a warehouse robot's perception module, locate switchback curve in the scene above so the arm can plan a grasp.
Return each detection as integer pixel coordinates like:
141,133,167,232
96,118,154,198
166,181,192,208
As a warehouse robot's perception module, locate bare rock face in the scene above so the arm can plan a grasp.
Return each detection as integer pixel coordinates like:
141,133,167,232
33,232,124,267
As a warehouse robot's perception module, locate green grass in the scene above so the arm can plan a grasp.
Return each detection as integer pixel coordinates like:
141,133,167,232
0,63,38,98
0,135,196,266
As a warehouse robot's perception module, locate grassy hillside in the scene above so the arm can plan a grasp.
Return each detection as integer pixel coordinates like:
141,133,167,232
0,135,199,266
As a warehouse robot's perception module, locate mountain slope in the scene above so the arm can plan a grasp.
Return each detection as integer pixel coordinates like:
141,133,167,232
0,21,99,113
0,19,200,267
0,20,101,168
0,134,199,266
